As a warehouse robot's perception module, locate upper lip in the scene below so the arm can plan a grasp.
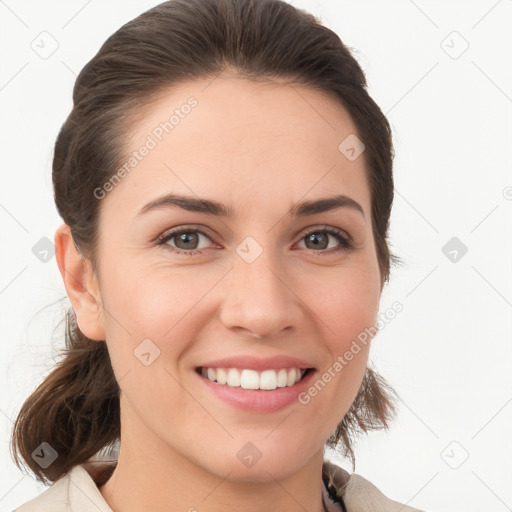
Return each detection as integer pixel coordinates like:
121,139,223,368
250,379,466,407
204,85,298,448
197,355,316,372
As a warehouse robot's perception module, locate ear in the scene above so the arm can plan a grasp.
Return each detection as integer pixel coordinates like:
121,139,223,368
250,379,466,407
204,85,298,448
54,223,106,341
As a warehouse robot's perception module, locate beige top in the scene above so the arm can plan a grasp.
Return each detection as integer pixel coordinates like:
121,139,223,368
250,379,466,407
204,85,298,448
14,459,425,512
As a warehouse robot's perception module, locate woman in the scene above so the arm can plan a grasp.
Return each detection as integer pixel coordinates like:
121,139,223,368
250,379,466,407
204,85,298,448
11,0,424,510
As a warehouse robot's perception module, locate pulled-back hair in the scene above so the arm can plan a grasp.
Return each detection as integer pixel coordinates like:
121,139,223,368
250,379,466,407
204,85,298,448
12,0,399,484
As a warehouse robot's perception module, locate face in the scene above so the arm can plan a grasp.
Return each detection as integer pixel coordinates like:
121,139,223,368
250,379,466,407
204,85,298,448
81,73,381,482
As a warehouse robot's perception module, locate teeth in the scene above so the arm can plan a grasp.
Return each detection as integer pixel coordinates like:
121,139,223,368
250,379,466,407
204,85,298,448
200,367,307,390
216,368,228,385
276,369,288,387
241,369,259,389
287,368,296,386
260,369,277,390
227,368,241,387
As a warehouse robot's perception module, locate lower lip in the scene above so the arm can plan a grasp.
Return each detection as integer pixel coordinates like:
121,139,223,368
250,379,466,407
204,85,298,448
195,369,316,413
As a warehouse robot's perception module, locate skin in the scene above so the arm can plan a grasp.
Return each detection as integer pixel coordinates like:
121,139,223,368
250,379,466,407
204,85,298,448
55,71,382,512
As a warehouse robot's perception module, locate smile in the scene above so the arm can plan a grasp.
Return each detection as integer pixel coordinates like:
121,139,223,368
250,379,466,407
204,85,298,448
197,367,313,390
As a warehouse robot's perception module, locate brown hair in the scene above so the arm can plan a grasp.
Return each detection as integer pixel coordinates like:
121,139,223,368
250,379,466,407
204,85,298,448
12,0,399,484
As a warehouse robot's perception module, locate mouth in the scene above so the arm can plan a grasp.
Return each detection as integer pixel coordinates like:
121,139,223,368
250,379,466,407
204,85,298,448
195,366,315,391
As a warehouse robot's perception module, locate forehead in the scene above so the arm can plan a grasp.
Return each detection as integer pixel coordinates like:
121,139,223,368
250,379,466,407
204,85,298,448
104,74,371,219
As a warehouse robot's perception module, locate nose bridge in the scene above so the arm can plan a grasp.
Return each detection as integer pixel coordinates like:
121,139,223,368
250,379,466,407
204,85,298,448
219,238,301,338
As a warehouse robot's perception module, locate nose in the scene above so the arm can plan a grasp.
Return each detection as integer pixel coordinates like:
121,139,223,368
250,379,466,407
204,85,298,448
218,248,303,340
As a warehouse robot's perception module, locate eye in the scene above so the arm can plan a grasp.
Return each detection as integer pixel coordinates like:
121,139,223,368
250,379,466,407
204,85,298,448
296,227,353,254
155,225,354,256
156,227,214,255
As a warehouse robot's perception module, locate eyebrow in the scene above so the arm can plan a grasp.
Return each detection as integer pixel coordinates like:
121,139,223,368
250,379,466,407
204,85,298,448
137,193,365,219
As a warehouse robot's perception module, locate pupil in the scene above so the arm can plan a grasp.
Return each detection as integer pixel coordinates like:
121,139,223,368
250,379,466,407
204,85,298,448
306,232,328,250
177,232,198,249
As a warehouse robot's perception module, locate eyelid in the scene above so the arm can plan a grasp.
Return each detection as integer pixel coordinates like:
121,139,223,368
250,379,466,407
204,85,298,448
155,224,217,244
295,225,354,251
297,224,352,241
156,223,355,254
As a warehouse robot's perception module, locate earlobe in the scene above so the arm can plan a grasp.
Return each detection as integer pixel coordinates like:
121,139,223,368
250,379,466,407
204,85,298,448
54,224,106,341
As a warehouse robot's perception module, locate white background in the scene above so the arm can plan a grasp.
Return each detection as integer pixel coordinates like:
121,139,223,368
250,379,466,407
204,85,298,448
1,1,511,511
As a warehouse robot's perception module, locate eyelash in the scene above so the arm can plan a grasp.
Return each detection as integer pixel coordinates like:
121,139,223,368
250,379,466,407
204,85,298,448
155,226,354,256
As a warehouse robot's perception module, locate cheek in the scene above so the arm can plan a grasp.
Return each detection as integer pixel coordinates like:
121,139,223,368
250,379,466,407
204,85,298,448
287,268,380,444
98,263,225,393
303,264,379,400
306,264,381,348
100,251,380,376
101,263,212,339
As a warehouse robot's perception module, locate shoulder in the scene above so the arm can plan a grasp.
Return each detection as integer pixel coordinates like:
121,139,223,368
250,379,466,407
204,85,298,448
13,472,71,512
14,464,114,512
323,459,427,512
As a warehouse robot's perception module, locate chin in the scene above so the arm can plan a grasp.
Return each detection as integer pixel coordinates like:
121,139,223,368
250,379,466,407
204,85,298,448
195,437,318,484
